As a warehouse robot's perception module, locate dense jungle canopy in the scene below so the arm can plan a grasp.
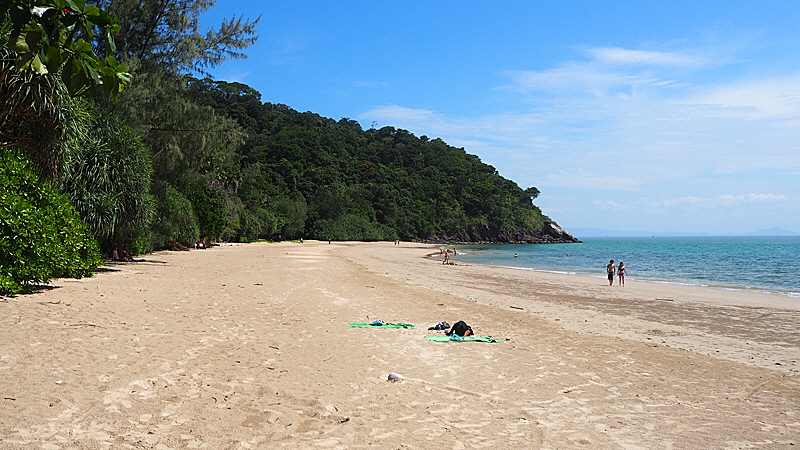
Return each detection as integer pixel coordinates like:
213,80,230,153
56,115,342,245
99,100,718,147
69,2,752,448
1,0,572,295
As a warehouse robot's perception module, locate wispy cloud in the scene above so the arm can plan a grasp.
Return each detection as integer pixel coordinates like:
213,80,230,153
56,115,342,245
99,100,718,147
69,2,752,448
587,47,708,67
366,105,437,123
650,193,788,209
685,75,800,120
501,45,713,96
352,80,390,89
501,65,661,94
718,193,788,204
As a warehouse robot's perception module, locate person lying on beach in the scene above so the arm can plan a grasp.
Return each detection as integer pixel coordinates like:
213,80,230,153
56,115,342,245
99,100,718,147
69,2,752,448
446,320,474,337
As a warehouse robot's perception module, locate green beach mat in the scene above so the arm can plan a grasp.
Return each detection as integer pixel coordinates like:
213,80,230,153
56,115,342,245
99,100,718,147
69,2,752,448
348,322,416,329
425,335,504,343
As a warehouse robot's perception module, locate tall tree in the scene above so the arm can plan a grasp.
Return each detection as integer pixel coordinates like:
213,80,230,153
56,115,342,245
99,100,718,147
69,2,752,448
90,0,259,243
90,0,258,75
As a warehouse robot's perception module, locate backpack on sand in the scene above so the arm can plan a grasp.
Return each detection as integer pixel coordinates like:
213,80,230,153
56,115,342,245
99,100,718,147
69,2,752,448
447,320,473,337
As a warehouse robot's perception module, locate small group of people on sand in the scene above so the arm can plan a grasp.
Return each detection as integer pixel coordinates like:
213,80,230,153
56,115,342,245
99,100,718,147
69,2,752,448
440,247,458,265
111,247,133,262
606,259,627,286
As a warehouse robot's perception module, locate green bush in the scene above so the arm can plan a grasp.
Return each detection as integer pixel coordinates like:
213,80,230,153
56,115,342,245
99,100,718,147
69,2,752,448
237,206,277,242
183,182,229,240
0,149,102,295
311,214,398,241
58,101,155,252
150,183,200,248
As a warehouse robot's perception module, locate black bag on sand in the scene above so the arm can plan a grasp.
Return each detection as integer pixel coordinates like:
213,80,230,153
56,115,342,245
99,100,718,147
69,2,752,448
428,321,451,331
447,321,473,337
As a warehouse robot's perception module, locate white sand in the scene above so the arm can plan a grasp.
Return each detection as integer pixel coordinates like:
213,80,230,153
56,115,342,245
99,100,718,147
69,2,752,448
1,240,798,449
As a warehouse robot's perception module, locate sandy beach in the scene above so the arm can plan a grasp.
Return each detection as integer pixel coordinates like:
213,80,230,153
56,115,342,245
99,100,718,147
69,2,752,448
1,241,798,449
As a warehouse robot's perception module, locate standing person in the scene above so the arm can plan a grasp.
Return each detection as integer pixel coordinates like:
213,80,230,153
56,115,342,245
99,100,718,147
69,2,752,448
606,260,616,286
618,261,627,286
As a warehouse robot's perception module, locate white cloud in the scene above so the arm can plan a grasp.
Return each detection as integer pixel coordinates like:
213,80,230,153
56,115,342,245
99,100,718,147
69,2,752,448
545,171,641,191
651,196,707,207
686,75,800,120
501,65,661,95
591,199,630,211
718,193,787,205
500,45,713,96
648,193,787,209
352,80,390,89
218,71,251,83
587,47,706,67
365,105,437,123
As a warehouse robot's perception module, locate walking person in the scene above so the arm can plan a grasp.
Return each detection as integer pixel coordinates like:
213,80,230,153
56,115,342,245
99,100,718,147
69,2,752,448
606,260,616,286
618,261,627,287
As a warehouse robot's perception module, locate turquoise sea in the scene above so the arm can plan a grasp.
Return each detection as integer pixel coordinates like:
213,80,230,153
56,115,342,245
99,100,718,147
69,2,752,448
453,236,800,298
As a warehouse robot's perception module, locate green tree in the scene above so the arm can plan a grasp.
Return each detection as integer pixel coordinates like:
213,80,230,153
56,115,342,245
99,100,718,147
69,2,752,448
149,182,199,248
91,0,258,75
2,0,131,98
182,180,228,240
88,1,258,246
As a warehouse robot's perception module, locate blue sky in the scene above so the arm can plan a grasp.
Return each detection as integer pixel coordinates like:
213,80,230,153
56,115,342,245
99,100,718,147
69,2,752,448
202,1,800,235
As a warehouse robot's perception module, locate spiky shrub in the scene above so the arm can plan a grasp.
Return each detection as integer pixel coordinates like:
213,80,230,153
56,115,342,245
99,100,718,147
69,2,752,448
57,100,155,252
0,148,102,295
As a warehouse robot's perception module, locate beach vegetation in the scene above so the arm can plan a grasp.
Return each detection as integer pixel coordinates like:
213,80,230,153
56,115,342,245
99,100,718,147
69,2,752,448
149,182,200,249
0,148,101,295
57,99,155,251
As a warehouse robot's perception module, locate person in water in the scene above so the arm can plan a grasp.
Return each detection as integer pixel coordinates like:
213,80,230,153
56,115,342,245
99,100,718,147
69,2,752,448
618,261,627,287
606,260,616,286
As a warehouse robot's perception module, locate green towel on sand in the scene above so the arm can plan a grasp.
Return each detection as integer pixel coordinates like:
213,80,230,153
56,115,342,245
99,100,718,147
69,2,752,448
348,322,416,329
425,335,504,343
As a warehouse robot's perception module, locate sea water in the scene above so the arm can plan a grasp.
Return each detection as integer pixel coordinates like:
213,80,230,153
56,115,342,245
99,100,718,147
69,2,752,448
453,236,800,298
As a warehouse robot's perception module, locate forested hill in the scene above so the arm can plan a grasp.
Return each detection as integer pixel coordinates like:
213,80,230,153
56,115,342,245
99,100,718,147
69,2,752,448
188,78,579,244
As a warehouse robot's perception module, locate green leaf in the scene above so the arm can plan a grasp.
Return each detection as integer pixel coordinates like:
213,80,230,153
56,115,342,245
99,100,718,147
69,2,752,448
24,30,43,51
9,31,30,53
83,4,100,16
74,39,92,53
44,45,63,72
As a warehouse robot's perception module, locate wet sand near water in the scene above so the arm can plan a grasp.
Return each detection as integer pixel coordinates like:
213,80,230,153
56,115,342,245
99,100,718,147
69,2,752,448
1,240,798,449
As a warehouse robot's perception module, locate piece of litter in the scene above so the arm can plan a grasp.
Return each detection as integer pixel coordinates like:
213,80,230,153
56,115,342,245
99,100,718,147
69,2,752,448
55,381,64,385
387,372,404,381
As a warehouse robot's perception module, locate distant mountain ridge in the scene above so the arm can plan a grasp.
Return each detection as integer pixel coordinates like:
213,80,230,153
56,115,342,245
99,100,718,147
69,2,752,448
568,227,799,238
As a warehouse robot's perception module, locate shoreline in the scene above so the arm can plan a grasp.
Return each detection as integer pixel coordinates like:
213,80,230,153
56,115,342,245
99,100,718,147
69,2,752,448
3,240,799,448
340,242,800,373
443,236,800,299
441,258,800,302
